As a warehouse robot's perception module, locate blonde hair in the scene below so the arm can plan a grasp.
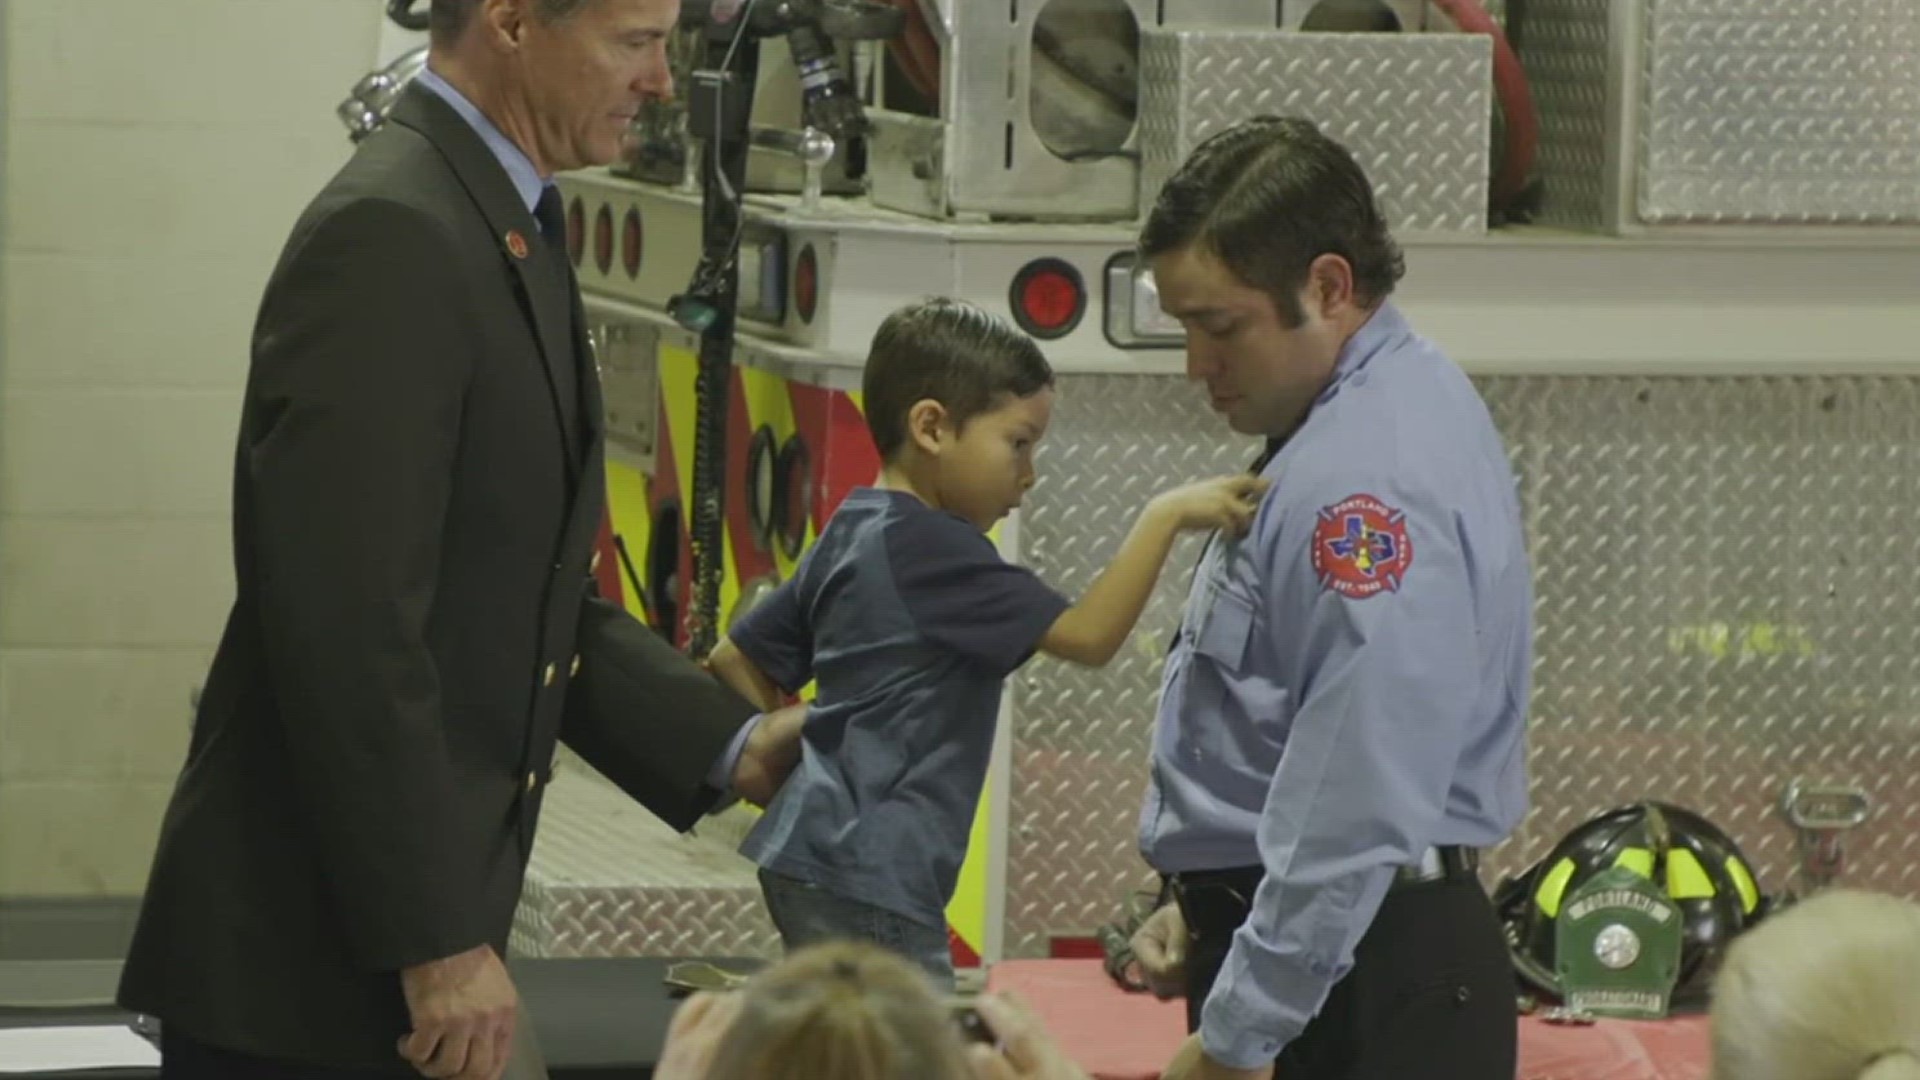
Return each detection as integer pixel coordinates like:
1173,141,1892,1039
1711,889,1920,1080
702,941,974,1080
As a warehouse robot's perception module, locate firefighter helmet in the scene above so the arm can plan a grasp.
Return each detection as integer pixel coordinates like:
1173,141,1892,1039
1495,801,1771,1009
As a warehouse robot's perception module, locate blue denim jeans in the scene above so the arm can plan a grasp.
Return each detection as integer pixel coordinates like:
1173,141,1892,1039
757,868,955,991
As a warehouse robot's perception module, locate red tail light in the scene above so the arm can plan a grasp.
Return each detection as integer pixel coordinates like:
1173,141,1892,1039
593,204,613,275
1011,258,1085,339
795,244,820,325
622,207,643,279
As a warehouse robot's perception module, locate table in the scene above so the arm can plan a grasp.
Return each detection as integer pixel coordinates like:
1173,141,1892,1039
982,959,1714,1080
0,957,757,1080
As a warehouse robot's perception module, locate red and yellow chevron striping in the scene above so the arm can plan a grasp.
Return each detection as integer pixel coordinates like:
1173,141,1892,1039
592,344,995,967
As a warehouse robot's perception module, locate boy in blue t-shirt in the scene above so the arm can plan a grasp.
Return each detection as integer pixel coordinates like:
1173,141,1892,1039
708,297,1266,987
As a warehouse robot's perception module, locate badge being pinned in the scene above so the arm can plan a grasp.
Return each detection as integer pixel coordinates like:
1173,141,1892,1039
1311,494,1413,599
505,229,530,260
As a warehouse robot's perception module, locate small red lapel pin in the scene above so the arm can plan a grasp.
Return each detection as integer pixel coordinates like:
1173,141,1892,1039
505,229,529,259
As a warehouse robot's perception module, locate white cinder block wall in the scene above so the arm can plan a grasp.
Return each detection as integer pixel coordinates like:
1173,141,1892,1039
0,0,385,900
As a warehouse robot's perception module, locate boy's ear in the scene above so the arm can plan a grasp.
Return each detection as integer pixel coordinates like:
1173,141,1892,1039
906,398,948,455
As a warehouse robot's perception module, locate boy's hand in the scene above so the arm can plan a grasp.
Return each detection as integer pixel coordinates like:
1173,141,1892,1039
1150,475,1271,537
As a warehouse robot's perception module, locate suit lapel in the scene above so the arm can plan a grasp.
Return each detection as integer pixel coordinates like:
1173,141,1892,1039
388,83,583,481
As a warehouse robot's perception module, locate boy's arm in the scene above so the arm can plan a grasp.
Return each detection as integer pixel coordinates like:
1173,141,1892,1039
1039,474,1270,667
709,636,787,713
890,474,1266,674
1036,502,1182,667
722,574,816,700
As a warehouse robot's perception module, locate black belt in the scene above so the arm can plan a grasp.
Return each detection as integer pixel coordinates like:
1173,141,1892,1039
1395,844,1479,886
1168,846,1480,932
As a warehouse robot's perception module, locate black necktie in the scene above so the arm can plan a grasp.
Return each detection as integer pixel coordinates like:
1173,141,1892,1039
1250,435,1283,475
527,182,587,455
534,184,566,249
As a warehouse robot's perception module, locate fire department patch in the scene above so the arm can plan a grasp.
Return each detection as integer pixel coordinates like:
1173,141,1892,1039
1311,494,1413,599
505,229,529,260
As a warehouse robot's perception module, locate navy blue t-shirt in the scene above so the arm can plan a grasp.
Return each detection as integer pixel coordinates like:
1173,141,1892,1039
729,488,1070,927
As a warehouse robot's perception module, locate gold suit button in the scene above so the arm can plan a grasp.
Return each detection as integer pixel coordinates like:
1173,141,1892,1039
570,654,582,677
590,550,602,574
525,771,539,793
543,662,556,686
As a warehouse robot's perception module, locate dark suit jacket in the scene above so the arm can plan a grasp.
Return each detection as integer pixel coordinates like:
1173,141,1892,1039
116,83,755,1069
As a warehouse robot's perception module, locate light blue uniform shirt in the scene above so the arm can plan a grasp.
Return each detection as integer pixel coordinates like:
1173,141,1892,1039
1139,302,1532,1069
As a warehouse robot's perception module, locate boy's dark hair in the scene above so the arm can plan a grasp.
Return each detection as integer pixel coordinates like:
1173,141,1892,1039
862,298,1054,460
1138,115,1405,328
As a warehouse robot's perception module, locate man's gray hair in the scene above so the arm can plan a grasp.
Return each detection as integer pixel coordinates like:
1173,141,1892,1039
429,0,598,45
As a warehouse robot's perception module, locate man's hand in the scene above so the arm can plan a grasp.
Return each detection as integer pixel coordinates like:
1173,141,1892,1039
964,992,1091,1080
1161,1034,1273,1080
1130,903,1189,999
653,991,745,1080
398,944,519,1080
730,701,806,807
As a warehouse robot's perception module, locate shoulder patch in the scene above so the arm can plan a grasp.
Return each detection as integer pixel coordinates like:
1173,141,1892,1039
1311,493,1413,599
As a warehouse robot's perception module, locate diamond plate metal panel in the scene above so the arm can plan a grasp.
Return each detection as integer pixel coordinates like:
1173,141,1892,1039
1513,0,1613,228
1638,0,1920,223
508,769,780,959
1138,30,1493,235
1006,373,1920,959
1008,379,1257,953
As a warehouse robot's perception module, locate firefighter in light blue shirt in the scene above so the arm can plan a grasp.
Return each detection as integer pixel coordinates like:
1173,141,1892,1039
1128,117,1533,1080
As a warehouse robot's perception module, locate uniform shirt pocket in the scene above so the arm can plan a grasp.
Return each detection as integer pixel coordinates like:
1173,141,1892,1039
1193,584,1257,673
1189,581,1293,777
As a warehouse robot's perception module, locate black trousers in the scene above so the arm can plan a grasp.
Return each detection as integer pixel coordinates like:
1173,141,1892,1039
1174,868,1516,1080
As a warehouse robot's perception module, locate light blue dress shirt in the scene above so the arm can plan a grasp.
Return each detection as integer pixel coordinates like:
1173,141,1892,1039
412,64,761,797
1139,302,1533,1069
416,67,546,211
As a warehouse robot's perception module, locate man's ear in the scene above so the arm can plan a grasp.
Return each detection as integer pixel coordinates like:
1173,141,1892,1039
1305,253,1357,318
479,0,526,49
906,399,949,456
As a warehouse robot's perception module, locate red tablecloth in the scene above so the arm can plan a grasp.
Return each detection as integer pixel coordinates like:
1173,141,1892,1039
983,959,1712,1080
985,960,1186,1080
1516,1013,1711,1080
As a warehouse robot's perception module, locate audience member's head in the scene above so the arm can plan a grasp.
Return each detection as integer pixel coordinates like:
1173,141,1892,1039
1711,888,1920,1080
668,940,975,1080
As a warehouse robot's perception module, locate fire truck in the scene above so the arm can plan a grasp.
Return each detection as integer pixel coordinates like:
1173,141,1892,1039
346,0,1920,978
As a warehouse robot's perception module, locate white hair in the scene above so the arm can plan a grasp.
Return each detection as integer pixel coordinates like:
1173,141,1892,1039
1711,888,1920,1080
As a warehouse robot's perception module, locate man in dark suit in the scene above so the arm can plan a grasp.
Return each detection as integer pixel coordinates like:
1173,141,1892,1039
116,2,801,1077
